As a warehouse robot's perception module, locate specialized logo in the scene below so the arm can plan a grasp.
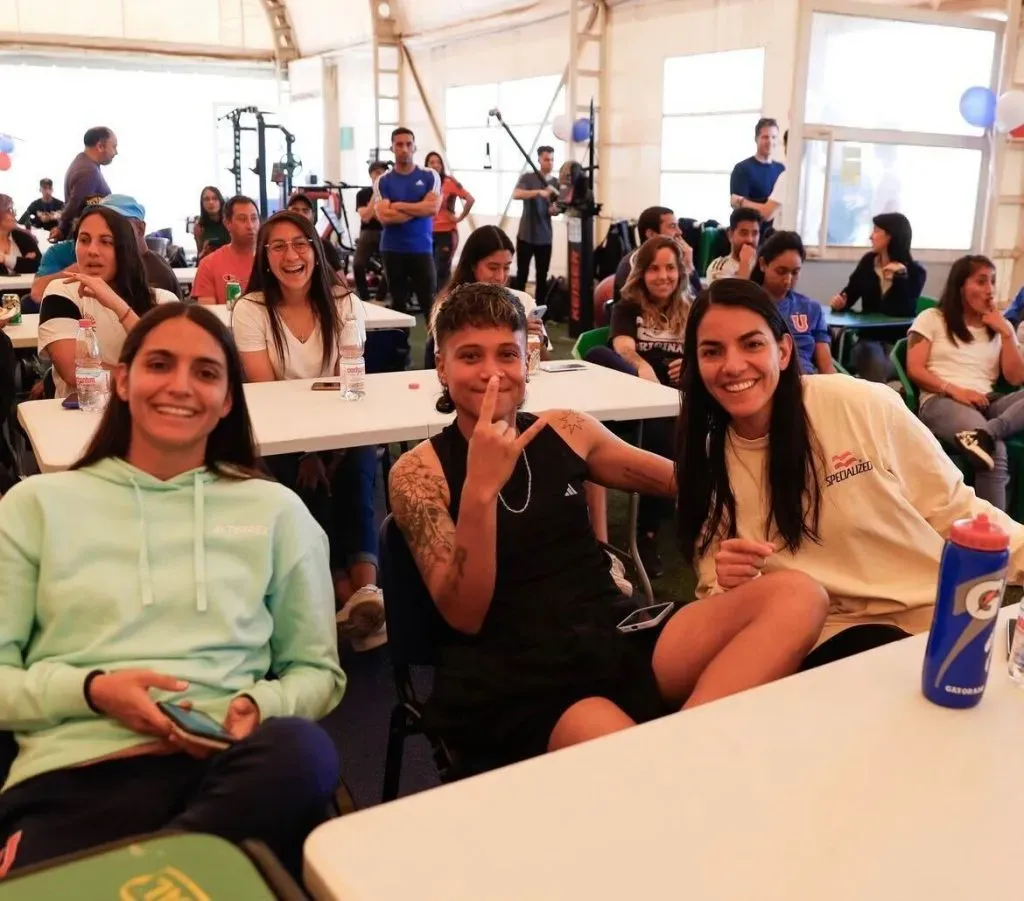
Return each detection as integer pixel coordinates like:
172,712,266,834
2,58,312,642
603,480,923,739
790,313,809,333
824,450,874,487
565,484,578,497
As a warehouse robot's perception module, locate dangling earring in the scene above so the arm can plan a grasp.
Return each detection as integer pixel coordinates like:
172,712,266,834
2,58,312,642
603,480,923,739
436,381,455,414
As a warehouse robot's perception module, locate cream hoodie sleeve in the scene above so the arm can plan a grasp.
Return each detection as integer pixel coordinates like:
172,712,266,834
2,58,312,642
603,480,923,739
877,385,1024,581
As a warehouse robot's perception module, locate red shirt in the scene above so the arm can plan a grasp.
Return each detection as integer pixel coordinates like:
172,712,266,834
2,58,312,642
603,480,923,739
433,176,470,233
192,244,255,303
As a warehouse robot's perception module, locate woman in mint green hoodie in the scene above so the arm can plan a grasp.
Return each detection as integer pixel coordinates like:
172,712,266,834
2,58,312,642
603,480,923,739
0,303,346,877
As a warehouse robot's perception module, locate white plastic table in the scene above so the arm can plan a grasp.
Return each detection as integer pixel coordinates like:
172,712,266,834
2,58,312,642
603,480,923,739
206,300,415,331
16,363,679,473
0,274,32,292
3,301,414,352
303,609,1024,901
174,267,196,285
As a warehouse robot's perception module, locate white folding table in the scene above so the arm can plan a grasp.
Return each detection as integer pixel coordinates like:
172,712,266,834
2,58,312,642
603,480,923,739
304,608,1024,901
0,274,33,292
16,363,679,473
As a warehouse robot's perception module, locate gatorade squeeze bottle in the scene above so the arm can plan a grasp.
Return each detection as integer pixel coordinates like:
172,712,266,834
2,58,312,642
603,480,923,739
922,514,1009,708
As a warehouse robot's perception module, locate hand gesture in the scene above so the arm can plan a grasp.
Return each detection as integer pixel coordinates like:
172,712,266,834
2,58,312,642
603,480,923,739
667,358,683,385
981,308,1012,338
465,376,546,501
296,454,331,495
881,262,906,278
223,695,261,740
830,292,847,311
950,385,989,410
48,227,62,243
526,317,545,337
63,272,125,312
88,670,188,740
675,237,695,273
738,243,757,269
715,538,775,590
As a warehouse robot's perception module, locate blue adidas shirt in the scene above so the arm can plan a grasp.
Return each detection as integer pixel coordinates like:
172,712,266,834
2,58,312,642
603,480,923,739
376,166,440,254
37,240,77,277
777,291,829,374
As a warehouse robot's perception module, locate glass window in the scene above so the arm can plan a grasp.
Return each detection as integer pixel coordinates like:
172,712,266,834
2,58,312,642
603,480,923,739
660,173,732,225
661,114,761,173
660,48,765,222
445,83,499,129
805,14,996,136
796,140,982,250
663,48,765,116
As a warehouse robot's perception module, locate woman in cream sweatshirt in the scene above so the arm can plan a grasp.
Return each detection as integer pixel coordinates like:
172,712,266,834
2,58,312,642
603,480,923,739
675,278,1024,668
0,303,345,876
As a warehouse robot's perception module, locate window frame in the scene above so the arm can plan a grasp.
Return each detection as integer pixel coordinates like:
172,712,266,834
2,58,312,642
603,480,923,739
788,0,1003,261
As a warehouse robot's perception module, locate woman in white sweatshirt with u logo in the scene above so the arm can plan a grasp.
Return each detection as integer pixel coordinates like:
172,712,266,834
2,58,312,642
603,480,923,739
0,303,345,877
674,278,1024,668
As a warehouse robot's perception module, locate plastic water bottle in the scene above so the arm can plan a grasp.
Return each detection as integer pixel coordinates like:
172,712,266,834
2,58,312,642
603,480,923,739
922,514,1008,708
74,319,110,413
339,314,365,401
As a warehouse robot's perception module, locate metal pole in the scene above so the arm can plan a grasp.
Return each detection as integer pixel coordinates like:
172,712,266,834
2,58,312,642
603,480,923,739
256,112,269,219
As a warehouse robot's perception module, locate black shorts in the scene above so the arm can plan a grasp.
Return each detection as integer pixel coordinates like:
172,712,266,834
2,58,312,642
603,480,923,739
436,633,669,774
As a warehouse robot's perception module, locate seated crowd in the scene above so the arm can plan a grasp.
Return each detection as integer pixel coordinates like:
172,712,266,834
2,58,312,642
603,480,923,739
1,119,1024,887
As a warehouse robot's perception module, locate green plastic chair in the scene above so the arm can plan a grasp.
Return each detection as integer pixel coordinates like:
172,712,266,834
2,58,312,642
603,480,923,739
890,338,917,412
916,296,938,314
698,227,719,277
833,358,850,376
572,326,610,361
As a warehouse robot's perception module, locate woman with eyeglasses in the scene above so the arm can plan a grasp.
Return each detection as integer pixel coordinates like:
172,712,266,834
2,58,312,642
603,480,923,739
232,211,385,651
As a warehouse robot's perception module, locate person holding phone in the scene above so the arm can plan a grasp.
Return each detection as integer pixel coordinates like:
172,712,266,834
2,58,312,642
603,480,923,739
0,304,345,876
388,282,828,773
232,210,385,651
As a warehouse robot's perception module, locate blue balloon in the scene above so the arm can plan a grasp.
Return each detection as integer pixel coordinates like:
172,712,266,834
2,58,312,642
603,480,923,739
959,86,996,129
571,118,591,143
0,135,13,154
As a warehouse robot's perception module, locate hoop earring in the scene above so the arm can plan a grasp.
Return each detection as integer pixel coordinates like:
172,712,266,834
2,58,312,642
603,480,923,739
436,382,455,414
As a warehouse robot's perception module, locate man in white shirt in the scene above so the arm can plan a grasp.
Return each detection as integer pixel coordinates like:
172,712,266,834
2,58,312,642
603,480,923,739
706,208,762,282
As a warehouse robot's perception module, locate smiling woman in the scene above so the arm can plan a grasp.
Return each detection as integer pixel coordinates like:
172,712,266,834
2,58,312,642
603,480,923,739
37,206,177,398
0,303,345,876
675,277,1024,668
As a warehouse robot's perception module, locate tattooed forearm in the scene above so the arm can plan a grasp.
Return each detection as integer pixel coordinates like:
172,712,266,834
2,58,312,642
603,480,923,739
622,464,676,497
389,454,456,572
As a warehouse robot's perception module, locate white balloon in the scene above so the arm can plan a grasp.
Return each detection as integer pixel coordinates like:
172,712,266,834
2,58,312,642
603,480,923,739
995,90,1024,133
552,114,572,142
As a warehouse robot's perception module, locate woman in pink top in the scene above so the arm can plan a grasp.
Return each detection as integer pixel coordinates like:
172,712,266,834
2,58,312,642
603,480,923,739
425,152,474,289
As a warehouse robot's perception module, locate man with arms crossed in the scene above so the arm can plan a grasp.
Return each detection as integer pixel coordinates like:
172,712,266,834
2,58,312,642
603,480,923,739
374,129,440,320
730,118,785,239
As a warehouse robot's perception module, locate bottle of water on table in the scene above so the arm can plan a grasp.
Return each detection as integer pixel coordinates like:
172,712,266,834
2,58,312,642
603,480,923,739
339,313,365,401
922,514,1008,708
75,319,110,413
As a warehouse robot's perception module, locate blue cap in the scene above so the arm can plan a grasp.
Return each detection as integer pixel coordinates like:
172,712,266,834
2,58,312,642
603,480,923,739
100,194,146,221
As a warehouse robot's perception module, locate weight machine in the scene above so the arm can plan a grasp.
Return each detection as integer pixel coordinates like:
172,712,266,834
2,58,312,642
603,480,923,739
219,106,301,219
488,101,601,337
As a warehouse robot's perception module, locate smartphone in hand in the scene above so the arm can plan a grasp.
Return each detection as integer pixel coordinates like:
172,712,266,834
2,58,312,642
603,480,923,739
157,701,237,751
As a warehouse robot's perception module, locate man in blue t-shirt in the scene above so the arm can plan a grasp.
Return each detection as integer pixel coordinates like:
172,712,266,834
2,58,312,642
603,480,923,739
730,118,785,239
374,127,441,319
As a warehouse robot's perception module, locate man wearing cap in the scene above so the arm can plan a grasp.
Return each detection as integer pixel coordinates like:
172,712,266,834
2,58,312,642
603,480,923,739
19,179,64,231
102,194,181,299
286,192,344,274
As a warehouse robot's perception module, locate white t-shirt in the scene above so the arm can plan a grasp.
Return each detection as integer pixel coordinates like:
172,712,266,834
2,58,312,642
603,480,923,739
909,306,1004,406
706,255,740,282
38,279,178,398
231,288,365,381
768,169,786,206
1,239,20,273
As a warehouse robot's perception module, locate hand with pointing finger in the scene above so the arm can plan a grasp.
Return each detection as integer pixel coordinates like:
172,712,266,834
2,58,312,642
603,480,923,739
715,538,775,590
466,376,547,502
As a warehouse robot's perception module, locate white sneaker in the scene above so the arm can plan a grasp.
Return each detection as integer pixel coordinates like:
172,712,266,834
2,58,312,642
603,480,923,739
607,552,633,597
337,585,388,651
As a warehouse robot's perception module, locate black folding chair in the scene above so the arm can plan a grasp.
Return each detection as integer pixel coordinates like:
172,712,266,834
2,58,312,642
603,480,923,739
378,514,458,803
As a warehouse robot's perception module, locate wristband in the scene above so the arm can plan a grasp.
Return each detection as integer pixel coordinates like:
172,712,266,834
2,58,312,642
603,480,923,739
117,305,132,324
83,669,105,713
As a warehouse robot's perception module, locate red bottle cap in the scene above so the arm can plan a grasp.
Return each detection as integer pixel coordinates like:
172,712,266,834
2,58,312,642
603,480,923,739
949,514,1010,552
78,319,91,328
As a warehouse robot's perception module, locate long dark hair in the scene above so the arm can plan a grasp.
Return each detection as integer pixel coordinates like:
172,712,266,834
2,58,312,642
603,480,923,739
750,230,805,290
76,206,156,316
424,151,447,180
676,278,823,564
939,254,996,346
198,185,225,228
245,211,347,376
446,225,514,294
873,212,913,266
72,304,259,478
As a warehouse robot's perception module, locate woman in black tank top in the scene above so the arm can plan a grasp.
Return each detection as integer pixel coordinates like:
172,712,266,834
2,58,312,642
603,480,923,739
389,284,829,771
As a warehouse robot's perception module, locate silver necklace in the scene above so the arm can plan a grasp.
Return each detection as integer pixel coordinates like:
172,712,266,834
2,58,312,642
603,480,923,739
498,449,532,514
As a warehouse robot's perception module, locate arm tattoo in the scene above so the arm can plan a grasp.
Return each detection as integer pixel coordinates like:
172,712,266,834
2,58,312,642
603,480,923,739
390,454,456,574
623,464,675,497
557,411,585,435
